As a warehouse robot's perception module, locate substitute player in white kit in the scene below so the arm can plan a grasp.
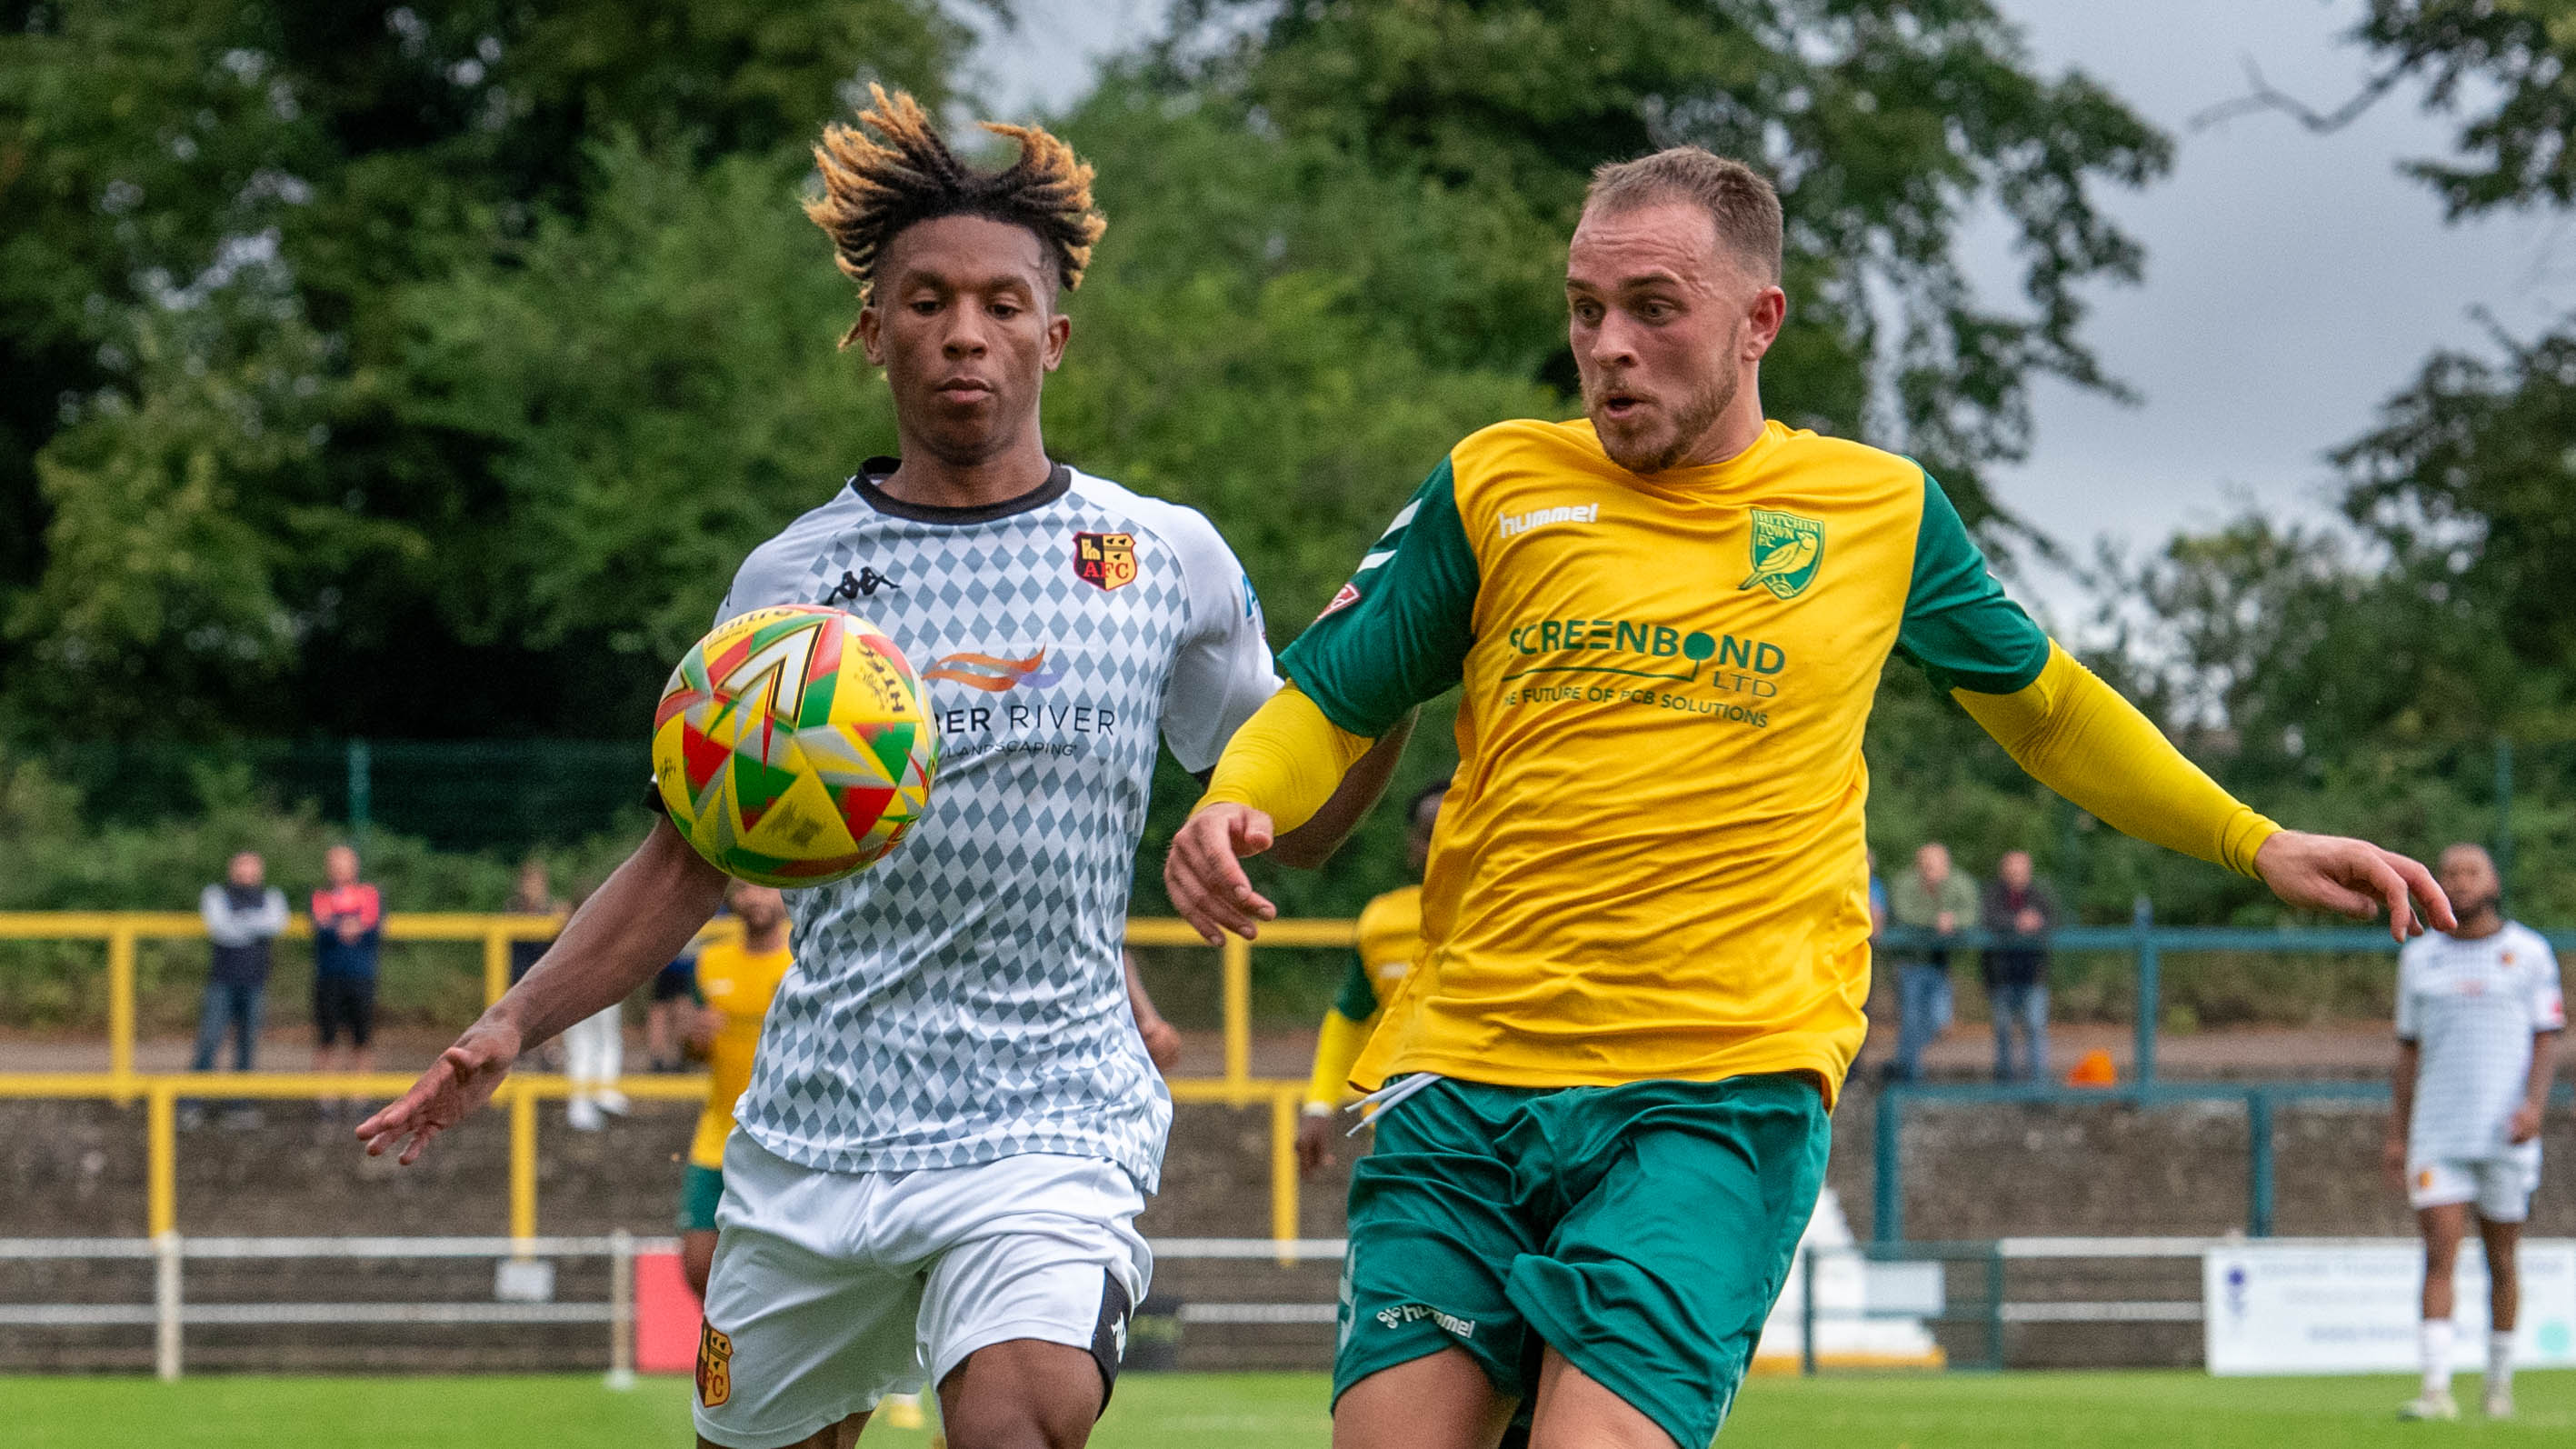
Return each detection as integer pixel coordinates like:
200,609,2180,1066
358,89,1398,1449
2389,843,2563,1422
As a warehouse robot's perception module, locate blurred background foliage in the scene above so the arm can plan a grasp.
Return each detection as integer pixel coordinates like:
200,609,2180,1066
5,0,2576,1020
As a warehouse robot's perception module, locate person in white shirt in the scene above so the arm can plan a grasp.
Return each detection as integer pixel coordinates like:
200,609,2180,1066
2387,843,2564,1422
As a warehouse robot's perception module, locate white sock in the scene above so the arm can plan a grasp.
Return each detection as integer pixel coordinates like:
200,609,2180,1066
2421,1320,2455,1398
2488,1330,2515,1393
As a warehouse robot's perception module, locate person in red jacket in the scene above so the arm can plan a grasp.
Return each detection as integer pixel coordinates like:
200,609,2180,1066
311,844,384,1114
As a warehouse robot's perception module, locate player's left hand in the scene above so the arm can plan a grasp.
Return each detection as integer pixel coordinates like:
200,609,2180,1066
1166,803,1281,944
2251,831,2454,943
2509,1102,2544,1145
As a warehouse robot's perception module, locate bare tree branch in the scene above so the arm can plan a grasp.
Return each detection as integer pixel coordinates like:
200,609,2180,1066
2191,55,2400,135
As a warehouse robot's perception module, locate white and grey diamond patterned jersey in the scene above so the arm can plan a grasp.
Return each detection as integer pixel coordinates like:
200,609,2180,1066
713,459,1280,1191
2396,922,2566,1164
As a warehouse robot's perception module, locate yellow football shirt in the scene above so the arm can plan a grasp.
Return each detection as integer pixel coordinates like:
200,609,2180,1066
687,936,794,1169
1303,885,1425,1105
1279,418,2057,1107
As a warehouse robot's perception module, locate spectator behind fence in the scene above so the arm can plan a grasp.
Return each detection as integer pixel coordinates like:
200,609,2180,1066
185,852,288,1129
1982,849,2059,1083
310,844,383,1116
1885,842,1978,1084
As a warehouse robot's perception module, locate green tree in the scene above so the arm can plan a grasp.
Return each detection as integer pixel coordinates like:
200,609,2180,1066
1155,0,2173,531
1,0,976,739
2204,2,2576,741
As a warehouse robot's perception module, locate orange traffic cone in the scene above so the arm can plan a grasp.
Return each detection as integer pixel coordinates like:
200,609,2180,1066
2065,1048,2117,1087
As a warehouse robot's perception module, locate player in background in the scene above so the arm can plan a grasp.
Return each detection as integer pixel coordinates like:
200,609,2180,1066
1297,779,1448,1178
360,88,1398,1449
1168,146,2453,1449
676,881,793,1300
2389,843,2563,1422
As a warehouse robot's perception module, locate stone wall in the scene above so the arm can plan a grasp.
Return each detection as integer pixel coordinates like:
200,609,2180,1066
6,1092,2567,1373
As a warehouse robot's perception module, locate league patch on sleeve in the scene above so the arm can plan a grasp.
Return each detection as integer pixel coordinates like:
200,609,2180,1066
1316,583,1361,621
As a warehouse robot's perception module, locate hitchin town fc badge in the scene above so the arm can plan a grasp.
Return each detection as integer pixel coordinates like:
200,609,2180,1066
1738,509,1825,600
696,1323,734,1407
1073,532,1138,592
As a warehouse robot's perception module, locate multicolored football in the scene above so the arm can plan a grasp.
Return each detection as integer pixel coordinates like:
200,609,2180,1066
651,604,939,887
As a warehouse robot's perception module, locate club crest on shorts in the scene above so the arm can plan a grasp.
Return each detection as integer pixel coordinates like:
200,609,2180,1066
696,1323,734,1407
1739,509,1825,600
1073,532,1138,592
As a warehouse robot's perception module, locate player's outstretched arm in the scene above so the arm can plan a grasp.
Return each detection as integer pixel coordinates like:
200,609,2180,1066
358,818,727,1164
1269,712,1415,870
1954,645,2452,943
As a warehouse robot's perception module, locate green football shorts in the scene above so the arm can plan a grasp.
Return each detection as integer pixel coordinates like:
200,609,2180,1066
675,1163,725,1234
1333,1073,1829,1449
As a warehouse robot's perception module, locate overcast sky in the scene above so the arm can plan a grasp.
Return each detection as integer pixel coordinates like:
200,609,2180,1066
968,2,2559,623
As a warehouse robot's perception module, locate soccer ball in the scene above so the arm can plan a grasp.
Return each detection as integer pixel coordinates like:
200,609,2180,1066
651,604,939,887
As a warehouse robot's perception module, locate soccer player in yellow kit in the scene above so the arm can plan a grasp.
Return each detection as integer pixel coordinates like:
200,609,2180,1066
1298,779,1448,1178
1166,147,2453,1449
676,882,794,1300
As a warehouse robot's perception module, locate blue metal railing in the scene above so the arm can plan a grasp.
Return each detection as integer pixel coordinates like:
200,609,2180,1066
1871,1078,2576,1244
1865,917,2576,1244
1872,914,2576,1087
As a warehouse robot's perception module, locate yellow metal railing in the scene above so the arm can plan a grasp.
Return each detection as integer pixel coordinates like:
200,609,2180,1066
0,911,566,1101
0,912,1357,1256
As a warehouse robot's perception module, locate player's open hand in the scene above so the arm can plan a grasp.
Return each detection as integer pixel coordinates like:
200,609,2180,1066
357,1016,524,1165
1167,803,1280,944
2252,831,2454,943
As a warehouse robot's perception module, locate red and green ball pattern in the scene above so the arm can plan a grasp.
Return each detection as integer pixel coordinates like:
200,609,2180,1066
651,605,939,887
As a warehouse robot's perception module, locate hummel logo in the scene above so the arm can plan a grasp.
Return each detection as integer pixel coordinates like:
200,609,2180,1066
1497,503,1599,537
824,567,900,604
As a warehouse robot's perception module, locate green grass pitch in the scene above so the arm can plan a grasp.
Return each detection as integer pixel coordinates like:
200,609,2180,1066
12,1369,2571,1446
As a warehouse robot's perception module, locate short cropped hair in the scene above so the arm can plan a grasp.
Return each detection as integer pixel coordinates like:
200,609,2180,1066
804,85,1106,345
1584,147,1783,284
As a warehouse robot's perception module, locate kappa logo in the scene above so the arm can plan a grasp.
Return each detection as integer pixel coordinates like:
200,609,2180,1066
924,649,1064,693
696,1323,734,1407
1739,508,1826,600
1073,531,1139,591
824,565,900,603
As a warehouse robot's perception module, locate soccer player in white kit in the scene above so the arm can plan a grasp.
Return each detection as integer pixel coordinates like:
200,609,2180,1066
2389,843,2563,1421
358,88,1398,1448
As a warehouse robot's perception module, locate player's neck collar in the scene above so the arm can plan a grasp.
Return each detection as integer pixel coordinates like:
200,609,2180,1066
850,455,1071,525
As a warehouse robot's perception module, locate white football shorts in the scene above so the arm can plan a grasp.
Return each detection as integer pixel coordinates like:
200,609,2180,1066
692,1132,1151,1449
2408,1154,2541,1222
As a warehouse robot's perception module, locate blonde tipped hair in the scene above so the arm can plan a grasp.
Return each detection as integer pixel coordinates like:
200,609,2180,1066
804,85,1106,345
1585,147,1783,285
